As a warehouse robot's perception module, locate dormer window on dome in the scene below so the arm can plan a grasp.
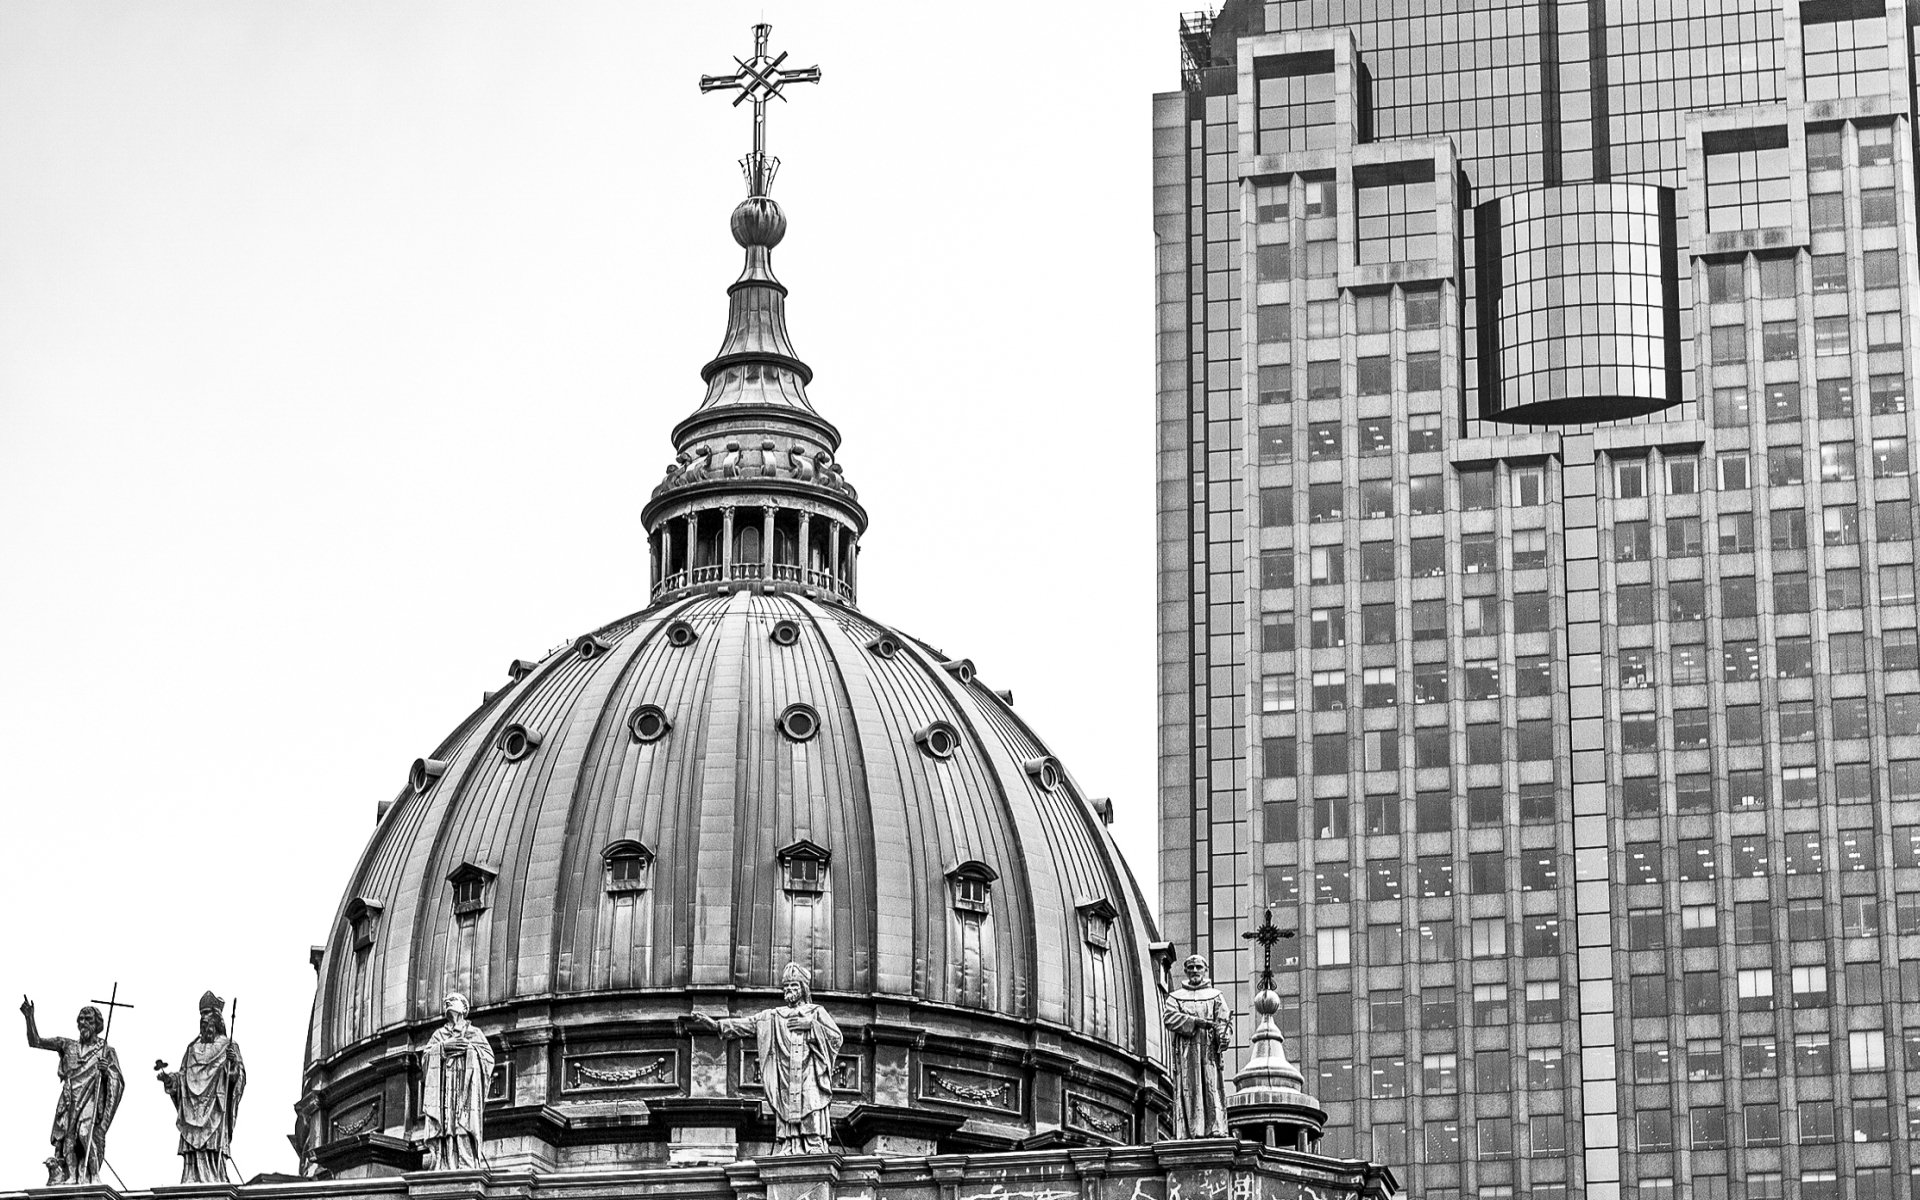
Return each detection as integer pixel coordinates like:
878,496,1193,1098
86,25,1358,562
507,658,540,683
941,659,976,685
665,620,699,647
770,618,801,646
1077,897,1119,950
628,704,672,743
603,841,655,894
499,723,542,761
866,632,900,659
946,861,998,916
778,839,830,896
448,863,497,916
344,897,384,952
575,633,611,660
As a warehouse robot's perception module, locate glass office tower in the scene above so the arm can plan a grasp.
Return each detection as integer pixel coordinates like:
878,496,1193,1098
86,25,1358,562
1154,2,1920,1197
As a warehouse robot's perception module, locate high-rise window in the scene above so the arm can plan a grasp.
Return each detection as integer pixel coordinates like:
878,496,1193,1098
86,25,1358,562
1355,162,1437,264
1704,127,1791,231
1254,52,1336,154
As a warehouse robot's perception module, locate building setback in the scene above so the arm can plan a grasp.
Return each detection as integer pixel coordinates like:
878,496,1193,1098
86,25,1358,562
1155,1,1920,1198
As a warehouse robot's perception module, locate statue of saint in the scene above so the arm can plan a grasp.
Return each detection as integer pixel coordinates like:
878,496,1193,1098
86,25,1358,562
155,991,247,1183
19,996,125,1185
418,993,494,1170
692,962,844,1155
1162,954,1231,1138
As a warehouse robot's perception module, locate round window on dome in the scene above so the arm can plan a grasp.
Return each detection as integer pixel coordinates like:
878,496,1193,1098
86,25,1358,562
409,757,447,795
778,703,821,742
942,659,976,685
575,634,611,660
771,619,801,646
915,721,960,760
665,620,699,647
1023,755,1061,792
628,704,672,744
499,723,543,762
865,633,899,659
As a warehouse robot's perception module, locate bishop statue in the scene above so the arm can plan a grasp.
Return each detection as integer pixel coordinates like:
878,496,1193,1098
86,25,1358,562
155,990,247,1183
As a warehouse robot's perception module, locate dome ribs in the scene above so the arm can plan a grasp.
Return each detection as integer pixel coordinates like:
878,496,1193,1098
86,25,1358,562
970,695,1160,1062
834,609,1029,1016
688,593,755,986
505,614,656,999
802,602,920,1000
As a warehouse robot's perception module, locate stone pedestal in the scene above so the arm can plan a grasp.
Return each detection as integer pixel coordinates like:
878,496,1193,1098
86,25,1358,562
652,1098,760,1166
841,1104,962,1157
310,1133,422,1179
753,1155,840,1200
26,1186,121,1200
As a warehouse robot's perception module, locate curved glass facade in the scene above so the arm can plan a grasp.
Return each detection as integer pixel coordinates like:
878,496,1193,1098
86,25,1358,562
1476,183,1682,425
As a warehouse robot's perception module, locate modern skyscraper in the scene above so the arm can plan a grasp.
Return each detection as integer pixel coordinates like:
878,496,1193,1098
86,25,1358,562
1155,3,1920,1198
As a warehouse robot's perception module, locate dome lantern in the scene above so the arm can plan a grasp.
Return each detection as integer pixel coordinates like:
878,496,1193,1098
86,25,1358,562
642,24,864,606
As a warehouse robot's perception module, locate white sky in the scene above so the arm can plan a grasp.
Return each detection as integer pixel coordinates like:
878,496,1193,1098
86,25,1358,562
0,1,1193,1183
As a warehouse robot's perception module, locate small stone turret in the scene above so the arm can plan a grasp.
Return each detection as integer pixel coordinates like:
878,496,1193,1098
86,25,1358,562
1226,916,1327,1150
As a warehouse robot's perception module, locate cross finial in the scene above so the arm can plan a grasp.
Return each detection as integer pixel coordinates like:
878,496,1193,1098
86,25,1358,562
1240,907,1298,992
698,23,822,198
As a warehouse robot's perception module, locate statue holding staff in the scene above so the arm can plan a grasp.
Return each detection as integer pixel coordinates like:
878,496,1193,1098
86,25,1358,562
19,996,126,1185
1162,954,1232,1138
418,992,494,1170
155,991,247,1183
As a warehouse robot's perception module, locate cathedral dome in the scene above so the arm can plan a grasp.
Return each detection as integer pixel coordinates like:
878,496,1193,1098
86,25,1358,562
298,36,1170,1170
300,593,1170,1166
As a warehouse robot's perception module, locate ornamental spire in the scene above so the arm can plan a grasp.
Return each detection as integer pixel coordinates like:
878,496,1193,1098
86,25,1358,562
641,26,864,607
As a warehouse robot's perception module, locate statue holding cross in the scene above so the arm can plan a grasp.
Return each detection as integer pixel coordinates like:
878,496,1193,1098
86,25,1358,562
19,993,127,1186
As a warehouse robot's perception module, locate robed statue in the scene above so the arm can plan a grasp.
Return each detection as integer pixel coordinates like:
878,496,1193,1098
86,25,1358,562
692,962,845,1155
19,996,125,1185
418,992,495,1170
155,991,247,1183
1162,954,1231,1138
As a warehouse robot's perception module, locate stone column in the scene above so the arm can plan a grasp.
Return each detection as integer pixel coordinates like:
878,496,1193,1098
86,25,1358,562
684,513,698,573
762,507,776,578
797,511,812,584
721,506,735,581
661,524,674,590
827,519,841,592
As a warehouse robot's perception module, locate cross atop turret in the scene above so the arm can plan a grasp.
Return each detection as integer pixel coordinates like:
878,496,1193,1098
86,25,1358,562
1241,907,1297,992
699,23,822,197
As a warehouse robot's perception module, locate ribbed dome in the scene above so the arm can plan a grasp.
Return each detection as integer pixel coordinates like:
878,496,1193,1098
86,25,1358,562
299,590,1170,1165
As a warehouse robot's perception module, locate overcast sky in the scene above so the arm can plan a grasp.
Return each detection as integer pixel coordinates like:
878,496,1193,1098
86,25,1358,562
0,1,1193,1182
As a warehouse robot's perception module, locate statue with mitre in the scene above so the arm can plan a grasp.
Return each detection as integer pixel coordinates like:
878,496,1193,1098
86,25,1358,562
155,990,247,1183
692,962,845,1155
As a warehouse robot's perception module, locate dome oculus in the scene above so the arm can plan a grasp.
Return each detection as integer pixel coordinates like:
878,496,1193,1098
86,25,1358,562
777,702,821,742
499,723,543,761
941,659,976,685
665,620,699,647
1023,755,1062,792
575,633,612,660
865,633,900,659
628,705,672,744
770,619,801,646
409,757,448,795
915,721,961,760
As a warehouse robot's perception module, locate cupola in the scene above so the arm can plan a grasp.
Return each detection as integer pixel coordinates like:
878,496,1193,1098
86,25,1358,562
639,78,865,605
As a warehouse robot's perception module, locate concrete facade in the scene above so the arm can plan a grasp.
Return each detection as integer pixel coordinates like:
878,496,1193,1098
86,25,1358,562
1157,2,1920,1198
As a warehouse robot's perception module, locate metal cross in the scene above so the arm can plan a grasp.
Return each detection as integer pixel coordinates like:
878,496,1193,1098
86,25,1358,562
89,982,134,1040
1241,908,1298,992
699,23,821,195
